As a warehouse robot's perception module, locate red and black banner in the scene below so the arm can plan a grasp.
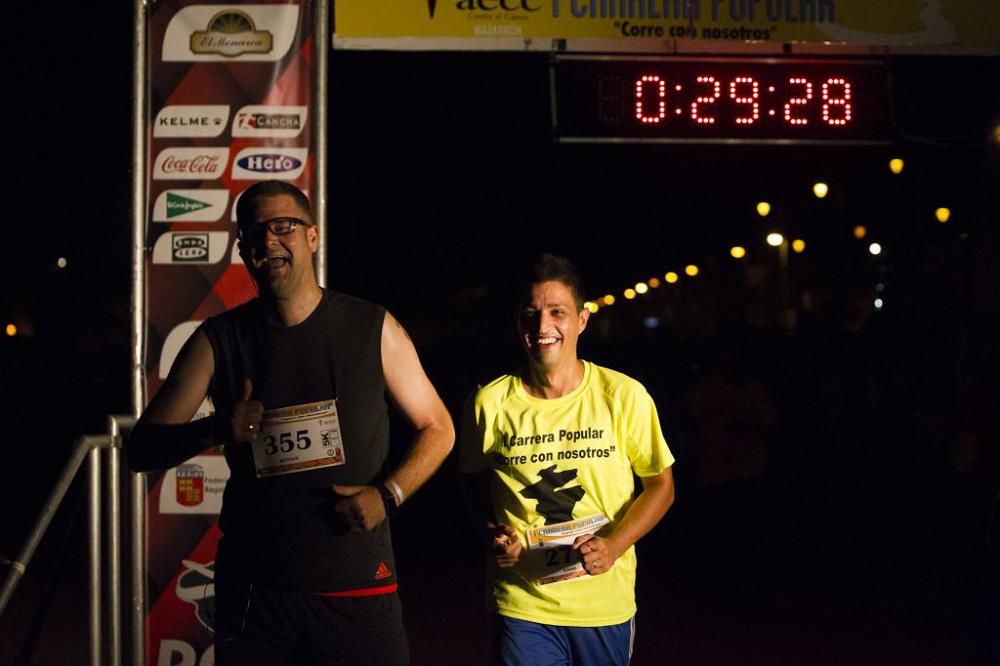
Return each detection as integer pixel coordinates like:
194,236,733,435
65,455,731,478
144,2,314,663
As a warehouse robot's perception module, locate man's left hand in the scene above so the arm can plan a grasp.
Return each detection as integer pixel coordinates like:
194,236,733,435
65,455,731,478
572,534,621,576
332,484,386,531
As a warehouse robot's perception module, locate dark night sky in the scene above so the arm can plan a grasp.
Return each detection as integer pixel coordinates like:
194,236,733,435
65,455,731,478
3,3,998,540
3,2,998,530
3,6,999,663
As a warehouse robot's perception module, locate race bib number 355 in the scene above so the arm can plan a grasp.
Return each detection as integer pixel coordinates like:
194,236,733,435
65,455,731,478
251,399,345,478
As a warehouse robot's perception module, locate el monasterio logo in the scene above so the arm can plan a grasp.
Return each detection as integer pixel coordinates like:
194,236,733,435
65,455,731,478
191,10,272,57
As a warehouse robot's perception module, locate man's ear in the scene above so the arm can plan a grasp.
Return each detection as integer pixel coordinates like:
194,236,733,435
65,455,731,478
307,223,319,252
578,307,591,333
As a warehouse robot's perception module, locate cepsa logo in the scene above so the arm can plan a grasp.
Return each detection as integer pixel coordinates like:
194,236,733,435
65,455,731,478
153,105,229,138
231,147,307,180
152,231,230,264
153,147,229,180
233,105,308,138
162,5,301,62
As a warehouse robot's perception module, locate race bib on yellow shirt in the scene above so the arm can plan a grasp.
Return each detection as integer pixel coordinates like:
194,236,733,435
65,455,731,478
251,399,345,478
525,514,610,585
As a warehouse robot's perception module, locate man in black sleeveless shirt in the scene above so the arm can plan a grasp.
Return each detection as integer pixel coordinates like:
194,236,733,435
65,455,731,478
129,181,455,665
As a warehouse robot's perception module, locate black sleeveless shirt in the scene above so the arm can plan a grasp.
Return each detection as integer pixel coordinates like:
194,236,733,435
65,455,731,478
201,290,395,591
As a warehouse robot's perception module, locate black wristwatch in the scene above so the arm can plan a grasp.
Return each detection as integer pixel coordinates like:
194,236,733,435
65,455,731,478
377,483,398,516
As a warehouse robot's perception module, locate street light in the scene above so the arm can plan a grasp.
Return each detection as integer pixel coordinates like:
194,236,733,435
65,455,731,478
889,158,904,174
664,272,679,284
766,233,792,329
935,207,951,223
730,246,746,259
813,182,829,199
756,201,771,217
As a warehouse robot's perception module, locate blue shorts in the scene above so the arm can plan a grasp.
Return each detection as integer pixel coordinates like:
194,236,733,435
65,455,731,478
492,614,635,666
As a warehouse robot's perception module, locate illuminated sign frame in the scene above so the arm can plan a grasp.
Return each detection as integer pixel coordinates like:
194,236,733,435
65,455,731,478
551,55,894,145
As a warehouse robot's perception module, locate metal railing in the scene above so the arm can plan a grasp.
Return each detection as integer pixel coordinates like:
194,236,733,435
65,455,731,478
0,415,137,666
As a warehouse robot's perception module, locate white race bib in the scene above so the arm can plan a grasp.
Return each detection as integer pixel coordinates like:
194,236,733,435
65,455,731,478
251,399,345,478
525,514,610,585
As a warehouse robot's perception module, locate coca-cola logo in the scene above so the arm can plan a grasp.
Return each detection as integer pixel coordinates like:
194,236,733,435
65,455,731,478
154,148,229,181
162,155,221,173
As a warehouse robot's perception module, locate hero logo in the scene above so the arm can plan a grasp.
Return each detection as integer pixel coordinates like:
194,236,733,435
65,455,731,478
233,105,307,138
231,147,307,180
153,105,229,138
154,147,229,181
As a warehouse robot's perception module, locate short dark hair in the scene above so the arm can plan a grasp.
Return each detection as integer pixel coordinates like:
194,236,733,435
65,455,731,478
518,253,587,311
235,181,312,228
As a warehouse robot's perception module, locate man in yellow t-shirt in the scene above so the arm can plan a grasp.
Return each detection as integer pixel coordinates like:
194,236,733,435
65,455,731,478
461,254,676,665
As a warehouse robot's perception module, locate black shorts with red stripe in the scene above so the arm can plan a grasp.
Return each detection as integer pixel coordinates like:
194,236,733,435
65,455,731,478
214,576,408,666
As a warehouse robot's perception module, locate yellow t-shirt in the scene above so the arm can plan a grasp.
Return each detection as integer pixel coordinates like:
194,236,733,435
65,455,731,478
460,361,675,627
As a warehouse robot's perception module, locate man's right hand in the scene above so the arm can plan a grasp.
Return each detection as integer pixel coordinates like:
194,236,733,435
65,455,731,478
230,377,264,443
489,523,522,568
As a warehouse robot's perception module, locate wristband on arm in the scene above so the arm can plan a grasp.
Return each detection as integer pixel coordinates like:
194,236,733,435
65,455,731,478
375,481,400,516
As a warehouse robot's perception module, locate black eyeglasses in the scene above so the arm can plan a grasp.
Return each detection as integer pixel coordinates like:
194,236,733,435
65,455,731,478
238,217,308,239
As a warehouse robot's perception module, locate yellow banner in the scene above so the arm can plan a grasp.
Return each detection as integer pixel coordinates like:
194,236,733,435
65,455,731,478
334,1,1000,52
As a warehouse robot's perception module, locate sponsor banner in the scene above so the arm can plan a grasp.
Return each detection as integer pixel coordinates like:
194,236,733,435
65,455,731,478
153,189,229,222
159,455,230,515
144,1,313,660
152,231,231,265
233,104,308,138
333,0,1000,52
231,147,308,180
153,105,230,138
153,147,230,180
163,4,302,61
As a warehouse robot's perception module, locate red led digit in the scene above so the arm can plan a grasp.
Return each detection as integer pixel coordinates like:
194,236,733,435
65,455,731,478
690,75,720,125
634,75,667,124
821,78,852,126
784,77,812,125
729,76,760,125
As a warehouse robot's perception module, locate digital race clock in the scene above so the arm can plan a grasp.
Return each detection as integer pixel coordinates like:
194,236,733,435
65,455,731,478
551,55,892,145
